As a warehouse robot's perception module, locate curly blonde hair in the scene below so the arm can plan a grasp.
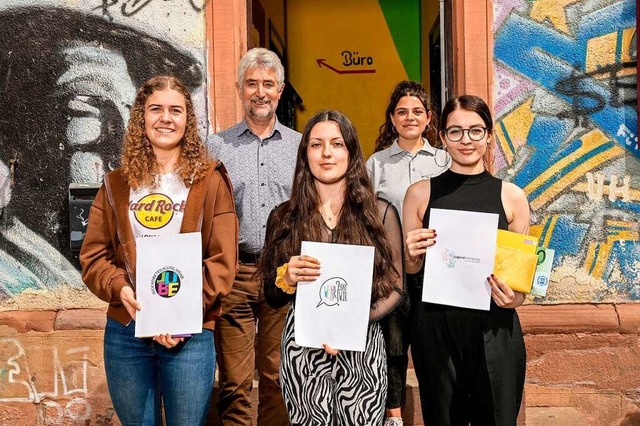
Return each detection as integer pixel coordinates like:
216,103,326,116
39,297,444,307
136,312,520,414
121,75,212,189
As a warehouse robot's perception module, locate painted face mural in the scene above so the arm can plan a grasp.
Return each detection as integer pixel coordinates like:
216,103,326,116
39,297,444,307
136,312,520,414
0,6,204,299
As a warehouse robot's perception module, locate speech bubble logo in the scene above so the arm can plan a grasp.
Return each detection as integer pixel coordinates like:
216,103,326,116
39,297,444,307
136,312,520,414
317,277,348,308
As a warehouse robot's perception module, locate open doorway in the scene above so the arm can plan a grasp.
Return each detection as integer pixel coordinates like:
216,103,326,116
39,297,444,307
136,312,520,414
248,0,301,129
249,0,453,155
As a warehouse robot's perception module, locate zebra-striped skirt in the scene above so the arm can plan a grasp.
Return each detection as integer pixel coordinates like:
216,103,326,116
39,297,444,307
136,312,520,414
280,306,387,426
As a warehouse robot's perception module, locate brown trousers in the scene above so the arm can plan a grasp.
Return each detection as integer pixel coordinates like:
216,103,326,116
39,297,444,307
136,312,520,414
211,263,289,425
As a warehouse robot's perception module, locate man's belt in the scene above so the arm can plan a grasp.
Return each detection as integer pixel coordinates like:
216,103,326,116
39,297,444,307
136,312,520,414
239,250,261,265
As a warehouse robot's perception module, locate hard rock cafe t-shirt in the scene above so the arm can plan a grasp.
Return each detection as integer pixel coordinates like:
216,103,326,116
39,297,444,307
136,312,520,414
129,172,190,238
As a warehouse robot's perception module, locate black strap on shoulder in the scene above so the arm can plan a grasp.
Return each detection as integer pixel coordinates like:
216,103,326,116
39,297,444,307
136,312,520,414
382,199,392,224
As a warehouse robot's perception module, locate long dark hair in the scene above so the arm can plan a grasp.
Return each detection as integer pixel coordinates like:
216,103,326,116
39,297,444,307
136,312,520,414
257,110,399,301
374,80,438,152
440,95,495,173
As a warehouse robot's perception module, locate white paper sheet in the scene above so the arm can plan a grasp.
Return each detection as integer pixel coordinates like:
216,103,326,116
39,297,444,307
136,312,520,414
135,232,203,337
294,241,375,351
422,208,498,311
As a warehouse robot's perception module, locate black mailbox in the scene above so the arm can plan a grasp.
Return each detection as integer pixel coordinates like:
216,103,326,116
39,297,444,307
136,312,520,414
69,183,101,252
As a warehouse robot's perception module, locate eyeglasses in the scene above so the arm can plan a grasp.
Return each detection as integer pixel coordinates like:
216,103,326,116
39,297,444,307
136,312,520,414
444,126,487,142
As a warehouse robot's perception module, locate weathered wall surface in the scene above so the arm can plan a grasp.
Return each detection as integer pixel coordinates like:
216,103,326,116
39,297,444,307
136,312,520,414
0,2,208,424
494,0,638,303
0,310,111,425
0,1,207,311
494,1,640,424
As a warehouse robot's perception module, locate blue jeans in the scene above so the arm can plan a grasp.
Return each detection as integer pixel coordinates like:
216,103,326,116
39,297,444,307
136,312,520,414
104,318,215,426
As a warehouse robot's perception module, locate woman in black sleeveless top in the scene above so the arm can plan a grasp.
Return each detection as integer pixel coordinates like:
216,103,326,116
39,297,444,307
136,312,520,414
402,95,530,426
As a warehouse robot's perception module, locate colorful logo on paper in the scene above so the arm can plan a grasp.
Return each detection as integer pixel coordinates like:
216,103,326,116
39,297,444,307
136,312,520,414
442,249,457,268
130,193,186,230
441,248,481,268
153,268,182,298
317,277,348,307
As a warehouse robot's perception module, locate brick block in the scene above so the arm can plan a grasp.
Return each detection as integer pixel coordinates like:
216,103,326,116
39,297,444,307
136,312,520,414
35,334,106,399
0,336,45,400
518,304,618,334
525,334,640,391
0,331,110,424
527,407,589,426
0,310,56,333
0,403,38,426
54,308,107,330
617,303,640,334
525,384,629,425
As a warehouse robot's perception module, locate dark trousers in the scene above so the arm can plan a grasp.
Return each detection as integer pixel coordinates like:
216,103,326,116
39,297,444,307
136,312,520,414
380,272,423,409
211,263,290,426
411,302,525,426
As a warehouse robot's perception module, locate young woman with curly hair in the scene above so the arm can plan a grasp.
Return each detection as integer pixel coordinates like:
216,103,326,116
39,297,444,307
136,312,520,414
366,81,450,426
80,76,238,425
256,109,404,425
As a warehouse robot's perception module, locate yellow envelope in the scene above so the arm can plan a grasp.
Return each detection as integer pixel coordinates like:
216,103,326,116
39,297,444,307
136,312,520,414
493,230,538,293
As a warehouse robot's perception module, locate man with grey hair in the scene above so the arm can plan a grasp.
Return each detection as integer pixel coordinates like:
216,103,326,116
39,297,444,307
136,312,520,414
208,47,300,425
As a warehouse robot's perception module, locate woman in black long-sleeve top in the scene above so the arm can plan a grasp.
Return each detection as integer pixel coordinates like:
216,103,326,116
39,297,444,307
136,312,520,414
256,110,404,425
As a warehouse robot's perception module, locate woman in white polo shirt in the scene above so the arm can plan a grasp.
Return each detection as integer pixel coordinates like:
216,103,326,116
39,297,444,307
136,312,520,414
366,81,450,426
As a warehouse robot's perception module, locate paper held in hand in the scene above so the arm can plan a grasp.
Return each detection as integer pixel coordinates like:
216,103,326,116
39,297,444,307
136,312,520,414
135,232,203,338
294,241,375,352
531,247,555,297
422,208,499,311
493,230,538,293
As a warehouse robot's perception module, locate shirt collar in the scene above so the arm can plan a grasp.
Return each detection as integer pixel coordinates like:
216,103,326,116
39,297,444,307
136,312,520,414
389,138,438,157
237,117,283,140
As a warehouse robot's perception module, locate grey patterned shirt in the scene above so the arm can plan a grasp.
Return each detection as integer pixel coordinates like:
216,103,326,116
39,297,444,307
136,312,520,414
366,139,451,219
207,119,301,254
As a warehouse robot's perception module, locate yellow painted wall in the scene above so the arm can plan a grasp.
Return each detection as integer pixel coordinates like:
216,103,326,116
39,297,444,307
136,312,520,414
287,0,409,157
421,0,440,93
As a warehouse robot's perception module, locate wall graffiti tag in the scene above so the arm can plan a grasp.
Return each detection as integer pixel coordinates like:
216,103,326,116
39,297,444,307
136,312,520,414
0,338,98,424
494,0,638,301
94,0,208,19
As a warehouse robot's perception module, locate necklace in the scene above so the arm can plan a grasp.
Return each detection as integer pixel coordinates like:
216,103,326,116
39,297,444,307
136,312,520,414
319,209,339,235
320,211,334,223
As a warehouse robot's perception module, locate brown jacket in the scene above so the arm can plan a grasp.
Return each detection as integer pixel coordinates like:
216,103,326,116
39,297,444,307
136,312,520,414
80,162,238,330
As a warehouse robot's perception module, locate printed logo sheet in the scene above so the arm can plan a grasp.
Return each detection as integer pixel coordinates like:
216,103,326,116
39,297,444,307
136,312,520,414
135,232,203,337
295,241,374,351
422,209,499,311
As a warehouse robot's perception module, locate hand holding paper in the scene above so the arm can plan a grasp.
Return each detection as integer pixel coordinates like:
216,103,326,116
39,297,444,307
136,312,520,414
322,343,339,356
286,254,321,287
120,286,141,320
405,228,437,259
488,274,525,308
153,333,184,349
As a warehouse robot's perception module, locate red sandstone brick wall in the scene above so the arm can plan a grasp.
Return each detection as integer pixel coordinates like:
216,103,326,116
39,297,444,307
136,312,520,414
520,304,640,425
2,304,639,425
0,309,113,425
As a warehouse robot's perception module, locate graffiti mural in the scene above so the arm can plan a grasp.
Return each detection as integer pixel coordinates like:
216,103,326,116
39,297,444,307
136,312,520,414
494,0,638,301
0,338,111,424
0,2,206,305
